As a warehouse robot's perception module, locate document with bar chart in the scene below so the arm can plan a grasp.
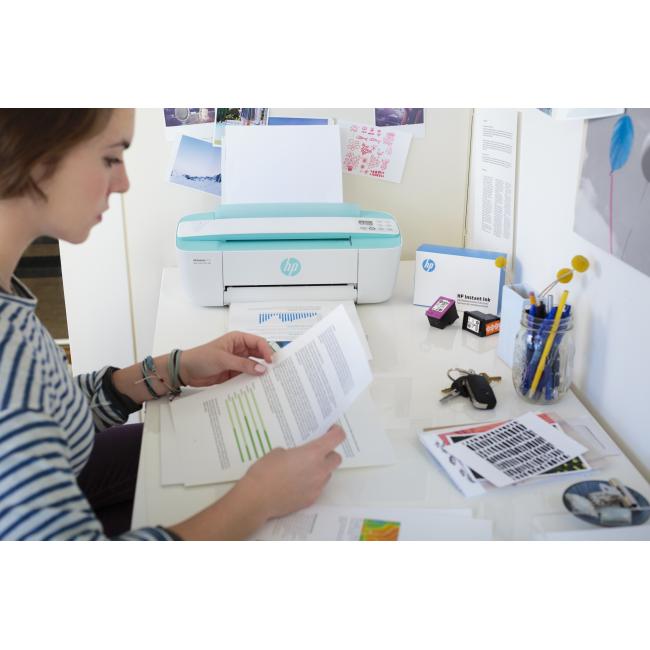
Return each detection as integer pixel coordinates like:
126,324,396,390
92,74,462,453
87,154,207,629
168,305,392,486
228,300,372,359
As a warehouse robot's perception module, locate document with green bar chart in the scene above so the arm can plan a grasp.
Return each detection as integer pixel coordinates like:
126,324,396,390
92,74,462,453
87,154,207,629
168,305,393,486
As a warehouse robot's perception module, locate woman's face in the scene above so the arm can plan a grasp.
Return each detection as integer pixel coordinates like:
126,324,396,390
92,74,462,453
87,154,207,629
33,109,135,244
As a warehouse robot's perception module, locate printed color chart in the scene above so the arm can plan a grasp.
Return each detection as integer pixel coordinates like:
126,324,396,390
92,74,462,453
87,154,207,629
359,519,401,541
258,311,319,325
224,385,272,463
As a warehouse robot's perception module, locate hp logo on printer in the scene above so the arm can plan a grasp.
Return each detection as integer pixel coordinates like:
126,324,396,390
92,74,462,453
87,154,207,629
280,257,301,277
422,258,436,272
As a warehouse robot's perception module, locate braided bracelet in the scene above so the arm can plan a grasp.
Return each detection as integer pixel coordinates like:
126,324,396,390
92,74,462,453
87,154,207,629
138,357,161,400
139,355,178,401
167,349,185,397
173,349,187,388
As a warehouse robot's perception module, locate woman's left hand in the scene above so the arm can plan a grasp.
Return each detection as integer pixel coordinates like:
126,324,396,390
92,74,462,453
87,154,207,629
179,331,274,387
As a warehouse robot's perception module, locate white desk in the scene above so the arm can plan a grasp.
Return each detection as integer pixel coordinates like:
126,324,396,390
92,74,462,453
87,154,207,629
132,262,650,539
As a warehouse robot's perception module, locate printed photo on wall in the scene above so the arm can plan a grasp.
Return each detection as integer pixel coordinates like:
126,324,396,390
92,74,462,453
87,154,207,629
375,108,425,138
574,108,650,277
213,108,269,145
267,115,331,125
162,108,215,141
339,121,412,183
169,135,222,197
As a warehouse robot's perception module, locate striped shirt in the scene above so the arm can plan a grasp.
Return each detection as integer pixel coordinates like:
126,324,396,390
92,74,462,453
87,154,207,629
0,278,172,540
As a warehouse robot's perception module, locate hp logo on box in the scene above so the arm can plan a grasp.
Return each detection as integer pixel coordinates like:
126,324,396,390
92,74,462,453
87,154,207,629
422,258,436,272
280,257,301,276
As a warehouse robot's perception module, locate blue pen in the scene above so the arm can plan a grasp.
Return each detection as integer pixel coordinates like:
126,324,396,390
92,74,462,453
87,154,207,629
540,304,570,400
527,305,536,358
521,306,557,394
543,346,559,400
546,304,571,400
525,295,537,370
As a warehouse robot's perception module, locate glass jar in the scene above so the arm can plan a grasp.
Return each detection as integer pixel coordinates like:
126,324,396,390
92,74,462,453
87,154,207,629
512,306,574,404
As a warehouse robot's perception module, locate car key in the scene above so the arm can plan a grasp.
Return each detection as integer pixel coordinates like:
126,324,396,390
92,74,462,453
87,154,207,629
464,373,497,409
439,376,469,403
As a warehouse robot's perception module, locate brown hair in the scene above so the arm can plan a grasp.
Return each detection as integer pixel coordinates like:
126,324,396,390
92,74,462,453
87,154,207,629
0,109,114,201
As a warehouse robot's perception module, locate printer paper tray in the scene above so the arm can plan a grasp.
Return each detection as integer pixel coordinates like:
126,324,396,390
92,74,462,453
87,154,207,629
224,284,357,305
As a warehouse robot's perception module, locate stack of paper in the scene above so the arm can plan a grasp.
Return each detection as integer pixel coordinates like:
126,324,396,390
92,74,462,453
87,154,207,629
250,505,493,541
420,412,590,497
160,305,395,487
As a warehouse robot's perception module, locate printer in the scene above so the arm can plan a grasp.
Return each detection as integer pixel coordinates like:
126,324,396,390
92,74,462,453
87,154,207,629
176,202,402,306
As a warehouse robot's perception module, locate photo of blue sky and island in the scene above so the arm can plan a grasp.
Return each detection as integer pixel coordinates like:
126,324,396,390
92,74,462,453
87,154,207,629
169,134,222,196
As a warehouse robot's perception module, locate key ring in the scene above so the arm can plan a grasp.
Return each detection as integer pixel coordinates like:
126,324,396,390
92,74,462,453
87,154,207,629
446,368,475,382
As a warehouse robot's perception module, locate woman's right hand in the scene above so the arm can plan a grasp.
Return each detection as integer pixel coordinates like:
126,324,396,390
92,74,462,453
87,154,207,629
167,425,345,540
239,425,345,521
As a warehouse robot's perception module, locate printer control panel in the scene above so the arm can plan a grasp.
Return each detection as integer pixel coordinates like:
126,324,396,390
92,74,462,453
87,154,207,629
178,216,400,239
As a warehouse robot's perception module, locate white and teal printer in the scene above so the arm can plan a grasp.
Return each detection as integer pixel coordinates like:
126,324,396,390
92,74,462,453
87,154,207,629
176,203,401,306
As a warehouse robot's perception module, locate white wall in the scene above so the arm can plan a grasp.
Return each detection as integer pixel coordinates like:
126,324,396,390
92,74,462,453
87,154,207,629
122,108,473,359
59,192,135,374
515,109,650,478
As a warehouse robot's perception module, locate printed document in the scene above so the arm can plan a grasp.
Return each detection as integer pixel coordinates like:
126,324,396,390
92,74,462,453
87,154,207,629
250,505,493,541
446,412,587,487
466,109,517,256
228,300,372,359
420,413,590,497
169,305,391,485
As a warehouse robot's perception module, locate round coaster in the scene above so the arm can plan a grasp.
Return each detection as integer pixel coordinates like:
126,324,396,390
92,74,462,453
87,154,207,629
563,480,650,527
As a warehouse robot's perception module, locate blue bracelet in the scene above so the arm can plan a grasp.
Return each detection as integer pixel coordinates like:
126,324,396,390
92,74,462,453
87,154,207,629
141,356,163,400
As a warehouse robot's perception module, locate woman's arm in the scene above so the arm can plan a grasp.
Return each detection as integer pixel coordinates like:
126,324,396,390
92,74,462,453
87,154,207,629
110,332,274,404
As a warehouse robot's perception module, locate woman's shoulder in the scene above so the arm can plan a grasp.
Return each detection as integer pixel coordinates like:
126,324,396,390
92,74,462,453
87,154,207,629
0,300,65,411
0,290,37,340
1,295,40,354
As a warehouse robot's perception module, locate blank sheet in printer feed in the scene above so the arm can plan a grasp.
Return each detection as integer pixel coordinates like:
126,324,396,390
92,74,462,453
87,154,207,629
221,125,344,204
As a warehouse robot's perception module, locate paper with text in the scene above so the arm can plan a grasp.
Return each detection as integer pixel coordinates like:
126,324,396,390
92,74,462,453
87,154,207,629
169,305,376,485
466,109,517,257
250,505,492,541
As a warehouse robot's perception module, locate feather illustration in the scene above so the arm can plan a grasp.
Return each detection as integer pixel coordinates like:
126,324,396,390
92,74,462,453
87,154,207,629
622,136,650,258
608,114,634,254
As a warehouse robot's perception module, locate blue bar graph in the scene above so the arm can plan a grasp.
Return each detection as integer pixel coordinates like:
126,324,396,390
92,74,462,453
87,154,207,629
258,311,318,325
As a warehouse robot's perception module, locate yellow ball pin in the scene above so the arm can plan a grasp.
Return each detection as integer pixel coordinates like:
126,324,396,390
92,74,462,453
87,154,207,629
571,255,589,273
538,255,590,299
495,256,507,269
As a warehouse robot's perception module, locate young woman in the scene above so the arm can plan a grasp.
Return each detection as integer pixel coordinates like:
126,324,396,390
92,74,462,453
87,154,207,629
0,108,344,540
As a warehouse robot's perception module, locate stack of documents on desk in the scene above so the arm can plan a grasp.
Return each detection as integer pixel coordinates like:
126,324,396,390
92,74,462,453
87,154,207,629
160,305,395,487
250,505,493,541
419,412,591,497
